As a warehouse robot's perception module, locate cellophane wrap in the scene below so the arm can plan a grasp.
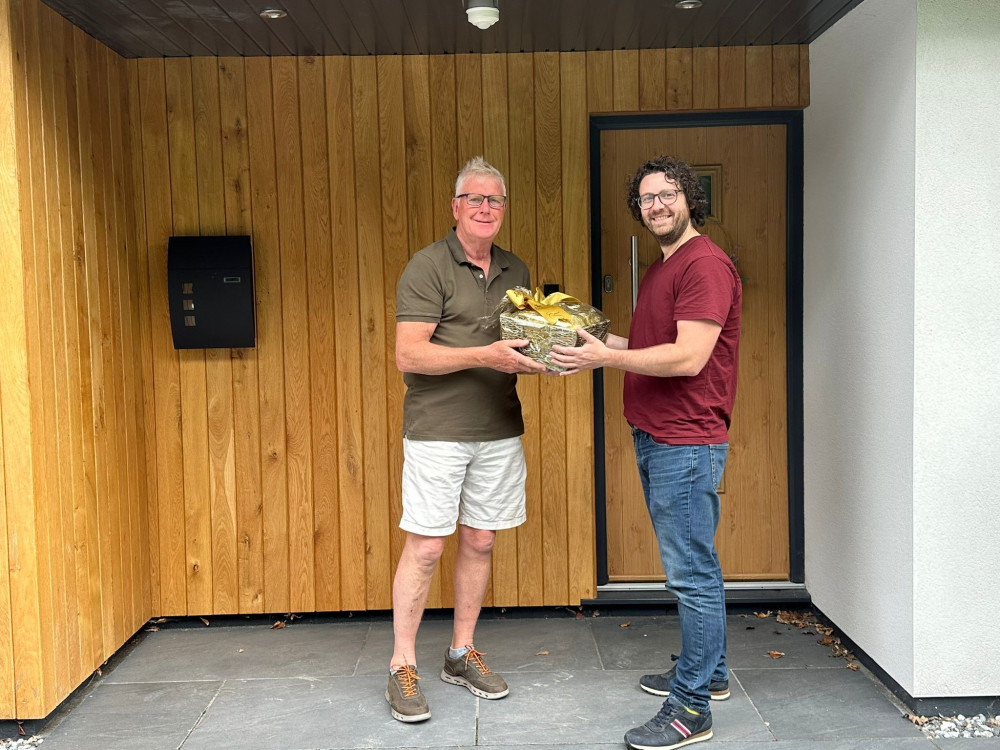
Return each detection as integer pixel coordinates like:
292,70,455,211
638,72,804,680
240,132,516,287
493,286,610,371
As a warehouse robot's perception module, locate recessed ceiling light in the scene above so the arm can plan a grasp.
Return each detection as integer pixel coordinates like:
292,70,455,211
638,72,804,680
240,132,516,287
259,7,287,19
675,0,703,8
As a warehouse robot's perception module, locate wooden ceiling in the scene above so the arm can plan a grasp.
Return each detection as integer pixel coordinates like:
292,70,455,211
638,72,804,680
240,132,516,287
39,0,865,58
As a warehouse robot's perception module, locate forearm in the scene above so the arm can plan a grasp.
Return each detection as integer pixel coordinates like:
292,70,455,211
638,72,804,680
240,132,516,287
397,340,487,375
604,342,704,377
605,333,629,350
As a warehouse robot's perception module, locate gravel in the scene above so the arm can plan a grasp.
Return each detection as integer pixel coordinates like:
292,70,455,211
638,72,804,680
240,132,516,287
0,738,43,749
915,713,1000,739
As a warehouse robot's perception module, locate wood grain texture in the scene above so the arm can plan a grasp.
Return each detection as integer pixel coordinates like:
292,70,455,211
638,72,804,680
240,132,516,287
1,0,149,717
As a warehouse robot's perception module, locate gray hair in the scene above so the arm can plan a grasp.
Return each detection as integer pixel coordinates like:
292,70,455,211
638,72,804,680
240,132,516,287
455,156,506,197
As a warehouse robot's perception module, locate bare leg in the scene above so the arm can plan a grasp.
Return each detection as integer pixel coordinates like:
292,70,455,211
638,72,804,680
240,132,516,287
451,525,496,649
391,532,445,668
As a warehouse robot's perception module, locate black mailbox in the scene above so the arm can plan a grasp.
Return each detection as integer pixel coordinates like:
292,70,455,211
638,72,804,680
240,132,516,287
167,235,256,349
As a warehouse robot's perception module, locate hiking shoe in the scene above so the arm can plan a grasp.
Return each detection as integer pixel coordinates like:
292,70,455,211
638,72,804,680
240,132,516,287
440,646,509,699
385,664,431,723
639,664,730,701
625,702,713,749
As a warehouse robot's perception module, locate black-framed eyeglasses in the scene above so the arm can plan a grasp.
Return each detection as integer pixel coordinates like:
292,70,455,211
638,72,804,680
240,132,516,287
637,190,683,209
457,193,507,209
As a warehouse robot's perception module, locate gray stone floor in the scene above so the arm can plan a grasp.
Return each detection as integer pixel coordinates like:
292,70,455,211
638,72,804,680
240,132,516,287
15,609,995,750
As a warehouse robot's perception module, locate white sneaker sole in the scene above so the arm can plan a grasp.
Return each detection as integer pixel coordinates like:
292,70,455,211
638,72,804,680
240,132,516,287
385,690,431,722
440,670,510,699
627,728,713,750
639,684,731,701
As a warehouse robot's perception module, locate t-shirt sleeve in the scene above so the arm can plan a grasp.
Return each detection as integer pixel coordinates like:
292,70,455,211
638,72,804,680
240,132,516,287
673,256,735,327
396,254,444,323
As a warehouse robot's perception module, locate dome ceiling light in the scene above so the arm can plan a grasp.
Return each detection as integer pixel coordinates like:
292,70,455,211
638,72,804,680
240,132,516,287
465,0,500,30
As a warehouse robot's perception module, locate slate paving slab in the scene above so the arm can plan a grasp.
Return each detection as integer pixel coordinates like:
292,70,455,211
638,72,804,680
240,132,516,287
104,622,371,683
36,681,222,750
182,675,476,750
476,670,650,746
736,666,925,741
589,614,683,670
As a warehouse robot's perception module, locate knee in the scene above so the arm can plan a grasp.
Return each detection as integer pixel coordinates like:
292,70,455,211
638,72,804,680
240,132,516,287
460,527,496,556
406,535,446,568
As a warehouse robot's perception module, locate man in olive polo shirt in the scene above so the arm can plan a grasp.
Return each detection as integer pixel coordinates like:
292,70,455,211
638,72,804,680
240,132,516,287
386,157,547,723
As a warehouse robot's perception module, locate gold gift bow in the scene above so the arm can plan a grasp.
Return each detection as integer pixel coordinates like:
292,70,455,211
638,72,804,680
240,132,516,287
505,287,581,326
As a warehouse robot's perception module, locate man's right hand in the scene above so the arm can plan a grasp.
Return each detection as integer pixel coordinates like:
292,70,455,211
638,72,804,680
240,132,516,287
483,339,549,374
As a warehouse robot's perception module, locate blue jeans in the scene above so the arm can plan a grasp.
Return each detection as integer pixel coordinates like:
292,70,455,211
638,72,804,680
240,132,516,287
632,427,728,713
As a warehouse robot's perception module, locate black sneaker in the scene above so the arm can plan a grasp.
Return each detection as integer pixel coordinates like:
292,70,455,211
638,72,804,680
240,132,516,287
639,664,730,701
625,702,713,749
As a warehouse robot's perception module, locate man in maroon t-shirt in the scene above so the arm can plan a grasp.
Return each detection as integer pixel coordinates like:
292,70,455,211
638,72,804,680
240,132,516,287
552,155,741,750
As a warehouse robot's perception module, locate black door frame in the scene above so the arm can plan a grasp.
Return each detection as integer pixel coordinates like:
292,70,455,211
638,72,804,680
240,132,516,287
589,110,805,587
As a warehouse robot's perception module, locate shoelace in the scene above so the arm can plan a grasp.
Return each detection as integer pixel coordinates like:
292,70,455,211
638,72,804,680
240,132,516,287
648,702,684,730
393,662,421,697
462,646,493,674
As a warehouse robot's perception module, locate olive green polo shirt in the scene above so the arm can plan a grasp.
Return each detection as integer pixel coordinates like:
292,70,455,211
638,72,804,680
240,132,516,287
396,229,531,441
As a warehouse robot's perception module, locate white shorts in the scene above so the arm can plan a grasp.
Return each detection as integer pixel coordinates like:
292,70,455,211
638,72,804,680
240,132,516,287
400,437,527,536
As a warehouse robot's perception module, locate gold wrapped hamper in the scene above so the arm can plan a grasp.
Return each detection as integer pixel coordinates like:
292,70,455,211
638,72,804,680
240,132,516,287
497,287,610,371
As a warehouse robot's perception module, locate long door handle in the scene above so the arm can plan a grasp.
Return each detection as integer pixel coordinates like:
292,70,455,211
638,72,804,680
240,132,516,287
630,236,639,312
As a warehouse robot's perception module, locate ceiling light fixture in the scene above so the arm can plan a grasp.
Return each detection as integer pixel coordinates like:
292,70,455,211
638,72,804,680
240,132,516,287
465,0,500,30
259,7,287,19
675,0,703,8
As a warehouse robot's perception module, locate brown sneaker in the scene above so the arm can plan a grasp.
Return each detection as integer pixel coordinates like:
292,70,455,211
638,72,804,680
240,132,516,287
385,664,431,723
440,646,509,699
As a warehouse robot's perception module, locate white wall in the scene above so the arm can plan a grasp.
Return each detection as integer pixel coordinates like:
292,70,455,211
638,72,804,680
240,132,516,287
803,0,917,693
912,0,1000,696
804,0,1000,697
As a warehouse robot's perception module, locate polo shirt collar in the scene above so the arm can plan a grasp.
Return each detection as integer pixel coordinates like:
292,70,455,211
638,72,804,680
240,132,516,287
445,228,509,271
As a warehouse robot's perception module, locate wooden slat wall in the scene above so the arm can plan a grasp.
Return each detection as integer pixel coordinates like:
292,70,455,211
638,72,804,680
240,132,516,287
133,44,809,618
0,0,150,719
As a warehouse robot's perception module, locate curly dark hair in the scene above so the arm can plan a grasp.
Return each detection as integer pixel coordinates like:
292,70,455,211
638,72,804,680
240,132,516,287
625,155,707,228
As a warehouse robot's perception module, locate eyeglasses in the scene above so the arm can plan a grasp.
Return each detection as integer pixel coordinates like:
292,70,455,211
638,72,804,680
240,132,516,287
637,190,683,210
457,193,507,209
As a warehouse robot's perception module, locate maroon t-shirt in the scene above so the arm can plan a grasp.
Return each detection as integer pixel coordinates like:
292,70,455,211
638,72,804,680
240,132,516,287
623,235,742,444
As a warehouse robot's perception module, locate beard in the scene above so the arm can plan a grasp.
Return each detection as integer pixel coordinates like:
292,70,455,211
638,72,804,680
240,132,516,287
645,211,691,246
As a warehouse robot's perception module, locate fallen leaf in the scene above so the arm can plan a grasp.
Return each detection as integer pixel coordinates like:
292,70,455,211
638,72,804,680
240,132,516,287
620,622,631,628
536,650,549,655
818,635,839,647
17,723,25,736
801,630,814,635
905,714,930,726
776,611,796,625
288,613,302,621
153,617,167,624
271,620,287,629
238,648,244,653
847,663,860,671
96,667,102,676
200,617,210,627
816,625,834,636
754,611,772,619
767,650,785,659
146,626,160,632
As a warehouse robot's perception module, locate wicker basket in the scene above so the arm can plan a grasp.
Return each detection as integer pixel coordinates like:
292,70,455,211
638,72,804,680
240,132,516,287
500,311,610,371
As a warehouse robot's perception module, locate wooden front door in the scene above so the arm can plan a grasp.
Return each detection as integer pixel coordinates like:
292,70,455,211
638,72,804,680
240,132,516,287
599,124,789,582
